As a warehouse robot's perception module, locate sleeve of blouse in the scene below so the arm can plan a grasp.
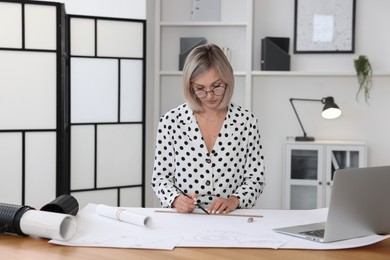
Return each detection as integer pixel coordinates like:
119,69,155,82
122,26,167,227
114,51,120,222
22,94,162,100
150,114,180,208
232,115,266,208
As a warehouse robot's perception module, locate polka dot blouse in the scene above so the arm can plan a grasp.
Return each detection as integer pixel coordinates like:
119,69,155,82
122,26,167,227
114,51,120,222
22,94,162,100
151,103,265,209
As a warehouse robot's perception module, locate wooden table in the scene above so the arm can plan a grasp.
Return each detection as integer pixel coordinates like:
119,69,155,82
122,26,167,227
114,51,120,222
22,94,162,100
1,234,390,260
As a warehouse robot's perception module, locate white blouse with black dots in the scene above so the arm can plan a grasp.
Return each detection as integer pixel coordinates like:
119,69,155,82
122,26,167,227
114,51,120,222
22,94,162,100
151,103,265,209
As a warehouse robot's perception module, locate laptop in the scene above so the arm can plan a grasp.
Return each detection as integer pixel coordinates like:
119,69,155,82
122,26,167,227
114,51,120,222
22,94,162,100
274,165,390,243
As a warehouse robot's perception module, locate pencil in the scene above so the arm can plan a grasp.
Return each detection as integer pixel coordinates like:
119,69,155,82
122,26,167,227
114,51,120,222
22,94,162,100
173,184,209,214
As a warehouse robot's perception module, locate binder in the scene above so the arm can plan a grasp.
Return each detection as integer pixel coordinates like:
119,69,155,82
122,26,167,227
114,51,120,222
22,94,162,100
178,37,207,70
261,37,291,71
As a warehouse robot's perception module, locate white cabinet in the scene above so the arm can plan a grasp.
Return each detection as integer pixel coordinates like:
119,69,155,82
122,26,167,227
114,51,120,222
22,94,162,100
283,141,367,209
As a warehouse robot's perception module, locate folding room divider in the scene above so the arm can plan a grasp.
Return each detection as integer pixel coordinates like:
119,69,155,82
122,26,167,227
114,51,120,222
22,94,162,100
0,0,145,208
0,0,66,207
68,15,146,207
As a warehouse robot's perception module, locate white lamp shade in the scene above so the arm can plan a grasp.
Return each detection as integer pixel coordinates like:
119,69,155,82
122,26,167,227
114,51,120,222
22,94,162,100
322,107,342,119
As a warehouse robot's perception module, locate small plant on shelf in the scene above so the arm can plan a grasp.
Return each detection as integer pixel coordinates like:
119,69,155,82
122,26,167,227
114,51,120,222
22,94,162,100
354,55,373,103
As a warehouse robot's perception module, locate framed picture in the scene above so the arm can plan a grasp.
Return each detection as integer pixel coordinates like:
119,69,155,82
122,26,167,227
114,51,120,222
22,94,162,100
294,0,356,53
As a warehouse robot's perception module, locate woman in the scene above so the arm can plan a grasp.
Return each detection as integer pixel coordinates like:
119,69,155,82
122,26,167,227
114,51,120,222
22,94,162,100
151,43,265,214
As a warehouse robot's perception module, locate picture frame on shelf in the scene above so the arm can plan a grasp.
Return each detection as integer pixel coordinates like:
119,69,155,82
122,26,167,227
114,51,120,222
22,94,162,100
294,0,356,53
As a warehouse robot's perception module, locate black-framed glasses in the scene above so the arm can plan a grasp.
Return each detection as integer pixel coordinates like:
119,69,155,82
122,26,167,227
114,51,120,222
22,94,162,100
194,86,226,99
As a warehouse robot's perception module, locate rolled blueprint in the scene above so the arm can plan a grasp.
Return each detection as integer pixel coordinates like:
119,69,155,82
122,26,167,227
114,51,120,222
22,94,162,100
96,204,152,227
20,210,77,241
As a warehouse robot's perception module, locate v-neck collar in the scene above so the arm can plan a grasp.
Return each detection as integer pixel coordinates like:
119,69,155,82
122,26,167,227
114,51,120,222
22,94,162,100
178,103,239,156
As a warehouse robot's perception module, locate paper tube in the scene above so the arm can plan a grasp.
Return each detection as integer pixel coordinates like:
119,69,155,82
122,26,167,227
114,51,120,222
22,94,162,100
20,210,77,241
96,204,152,227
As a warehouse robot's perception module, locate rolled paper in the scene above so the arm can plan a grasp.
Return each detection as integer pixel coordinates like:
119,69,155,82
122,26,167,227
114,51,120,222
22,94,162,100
0,203,34,236
96,204,152,227
41,194,79,216
19,210,77,241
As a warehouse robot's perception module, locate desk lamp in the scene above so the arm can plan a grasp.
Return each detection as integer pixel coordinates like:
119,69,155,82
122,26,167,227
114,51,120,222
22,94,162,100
289,96,342,141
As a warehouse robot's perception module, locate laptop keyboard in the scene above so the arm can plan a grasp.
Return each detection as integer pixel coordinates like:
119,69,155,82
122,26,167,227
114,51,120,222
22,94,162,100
299,229,325,238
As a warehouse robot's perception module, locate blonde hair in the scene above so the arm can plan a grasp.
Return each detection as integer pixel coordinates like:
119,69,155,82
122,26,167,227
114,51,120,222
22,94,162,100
182,43,234,112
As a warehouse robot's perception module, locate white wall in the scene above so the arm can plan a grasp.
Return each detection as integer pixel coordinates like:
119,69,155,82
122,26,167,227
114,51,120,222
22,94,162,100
251,0,390,209
40,0,146,19
254,0,390,72
150,0,390,209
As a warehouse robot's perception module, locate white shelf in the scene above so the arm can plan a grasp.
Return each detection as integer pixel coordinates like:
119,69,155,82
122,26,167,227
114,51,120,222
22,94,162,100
285,139,367,145
160,22,247,27
160,70,246,76
252,71,390,77
161,70,390,77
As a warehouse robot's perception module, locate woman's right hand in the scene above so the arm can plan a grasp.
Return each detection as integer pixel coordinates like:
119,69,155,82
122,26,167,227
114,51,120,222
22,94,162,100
172,194,197,213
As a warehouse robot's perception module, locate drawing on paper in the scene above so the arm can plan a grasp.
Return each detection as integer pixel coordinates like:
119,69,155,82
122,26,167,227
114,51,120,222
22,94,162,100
185,230,288,248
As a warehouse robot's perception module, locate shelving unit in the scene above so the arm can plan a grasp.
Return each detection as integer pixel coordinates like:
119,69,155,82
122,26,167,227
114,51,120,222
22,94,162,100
154,0,253,123
251,71,390,77
284,140,367,210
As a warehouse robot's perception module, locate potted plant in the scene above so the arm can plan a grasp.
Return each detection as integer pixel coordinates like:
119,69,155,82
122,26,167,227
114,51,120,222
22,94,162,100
354,55,373,103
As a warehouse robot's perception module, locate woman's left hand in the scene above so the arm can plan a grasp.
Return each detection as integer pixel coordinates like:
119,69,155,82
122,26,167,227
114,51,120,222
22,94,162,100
207,196,240,214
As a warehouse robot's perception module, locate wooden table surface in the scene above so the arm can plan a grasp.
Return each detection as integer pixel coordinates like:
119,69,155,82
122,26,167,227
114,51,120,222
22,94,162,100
1,234,390,260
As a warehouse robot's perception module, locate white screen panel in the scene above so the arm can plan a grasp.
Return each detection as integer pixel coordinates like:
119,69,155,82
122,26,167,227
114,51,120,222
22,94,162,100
97,20,143,58
0,133,22,204
70,18,95,56
24,4,56,50
62,0,146,20
71,125,95,190
71,58,118,123
25,132,56,208
0,51,56,130
71,189,117,209
120,187,142,207
97,124,142,188
0,2,22,48
120,59,143,122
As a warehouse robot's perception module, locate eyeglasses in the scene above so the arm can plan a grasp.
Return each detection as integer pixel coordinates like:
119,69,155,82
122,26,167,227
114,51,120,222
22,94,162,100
194,85,226,99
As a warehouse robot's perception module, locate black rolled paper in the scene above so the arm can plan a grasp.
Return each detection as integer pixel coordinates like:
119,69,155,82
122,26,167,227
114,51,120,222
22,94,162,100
0,203,34,236
0,195,79,238
40,194,79,216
